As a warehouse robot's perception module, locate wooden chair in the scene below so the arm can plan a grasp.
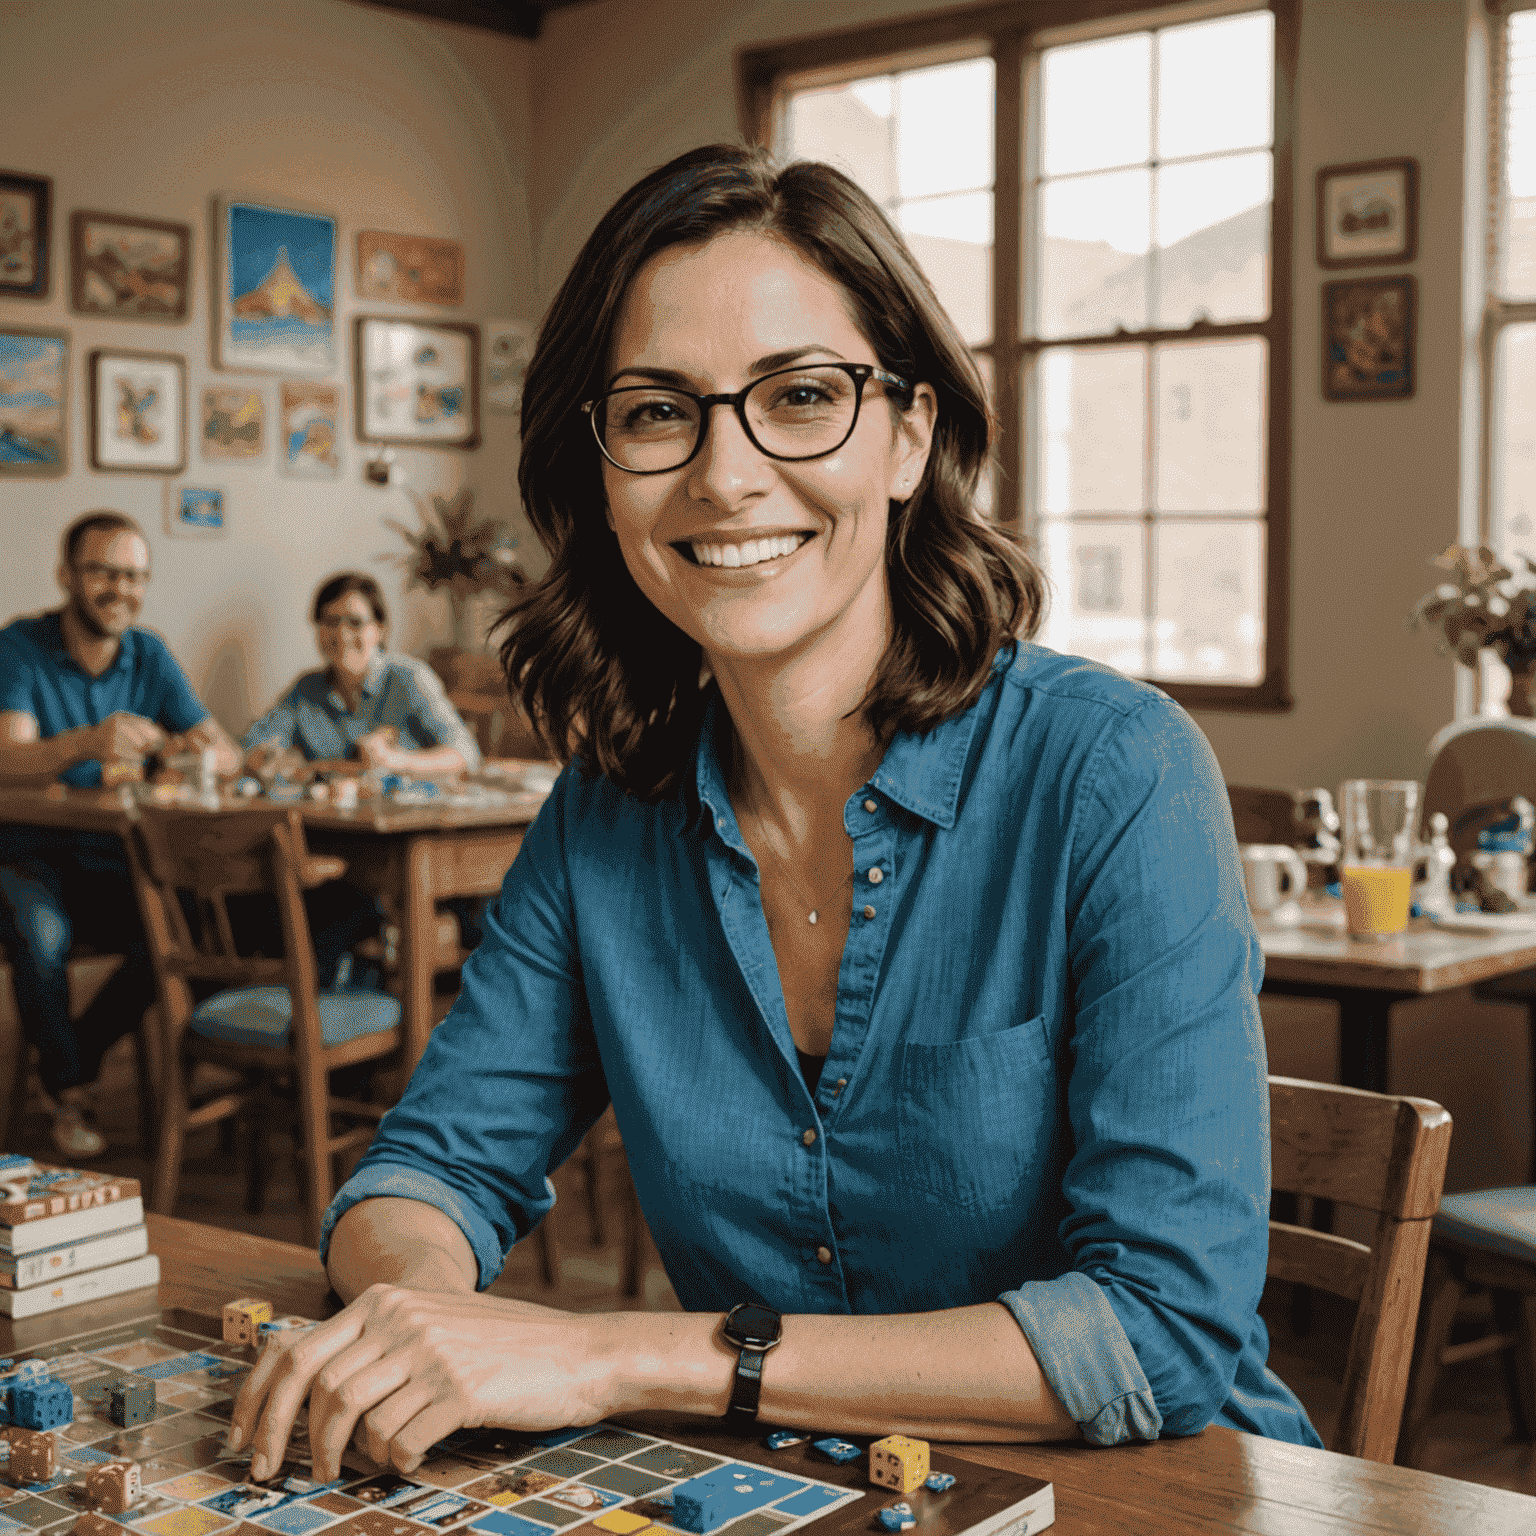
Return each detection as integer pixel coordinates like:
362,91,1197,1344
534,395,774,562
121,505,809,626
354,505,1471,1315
125,803,404,1247
1267,1075,1452,1461
574,1108,647,1299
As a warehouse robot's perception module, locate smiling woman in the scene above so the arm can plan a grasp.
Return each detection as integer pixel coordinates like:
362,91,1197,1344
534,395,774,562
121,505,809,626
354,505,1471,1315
230,144,1320,1484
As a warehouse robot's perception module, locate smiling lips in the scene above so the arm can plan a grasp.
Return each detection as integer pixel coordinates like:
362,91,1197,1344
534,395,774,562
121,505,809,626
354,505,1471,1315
685,532,813,569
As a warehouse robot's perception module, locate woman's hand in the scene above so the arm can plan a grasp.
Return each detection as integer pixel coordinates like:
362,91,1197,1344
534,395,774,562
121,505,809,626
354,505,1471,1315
229,1284,614,1482
355,729,403,774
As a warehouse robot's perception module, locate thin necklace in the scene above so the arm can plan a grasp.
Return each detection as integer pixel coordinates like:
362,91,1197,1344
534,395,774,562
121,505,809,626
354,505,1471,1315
742,806,852,925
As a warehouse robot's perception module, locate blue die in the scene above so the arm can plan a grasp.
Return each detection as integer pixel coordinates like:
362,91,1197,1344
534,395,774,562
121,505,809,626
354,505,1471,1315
923,1473,956,1493
12,1376,72,1430
812,1438,861,1464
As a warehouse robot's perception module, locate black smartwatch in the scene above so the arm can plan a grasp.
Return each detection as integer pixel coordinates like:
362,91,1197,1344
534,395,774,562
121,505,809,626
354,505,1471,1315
721,1302,783,1422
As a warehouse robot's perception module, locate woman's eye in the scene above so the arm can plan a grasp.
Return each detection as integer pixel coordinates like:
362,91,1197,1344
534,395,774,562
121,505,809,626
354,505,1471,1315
621,397,686,430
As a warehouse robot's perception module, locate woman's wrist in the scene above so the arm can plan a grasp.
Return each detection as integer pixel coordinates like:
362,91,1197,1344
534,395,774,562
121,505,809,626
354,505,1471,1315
587,1310,734,1419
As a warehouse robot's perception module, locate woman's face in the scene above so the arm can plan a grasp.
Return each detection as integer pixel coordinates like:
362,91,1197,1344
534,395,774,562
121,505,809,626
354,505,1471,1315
600,230,934,671
315,590,384,681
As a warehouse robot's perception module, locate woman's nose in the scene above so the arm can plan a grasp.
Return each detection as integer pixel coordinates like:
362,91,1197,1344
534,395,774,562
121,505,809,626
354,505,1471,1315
686,402,774,508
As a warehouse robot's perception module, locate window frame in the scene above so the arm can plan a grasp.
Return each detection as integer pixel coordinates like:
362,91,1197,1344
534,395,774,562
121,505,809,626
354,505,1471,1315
740,0,1299,713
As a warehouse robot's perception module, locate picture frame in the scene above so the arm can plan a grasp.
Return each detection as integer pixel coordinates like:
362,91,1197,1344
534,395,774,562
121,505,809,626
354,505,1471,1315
200,386,264,461
1322,275,1416,402
0,326,68,476
0,171,52,298
70,210,191,320
165,484,227,538
354,316,479,449
1316,157,1418,269
279,380,341,478
484,317,533,416
90,348,187,472
215,197,336,375
356,230,465,306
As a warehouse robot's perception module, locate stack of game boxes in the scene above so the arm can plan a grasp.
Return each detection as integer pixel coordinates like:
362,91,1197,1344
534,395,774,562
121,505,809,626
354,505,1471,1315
0,1155,157,1318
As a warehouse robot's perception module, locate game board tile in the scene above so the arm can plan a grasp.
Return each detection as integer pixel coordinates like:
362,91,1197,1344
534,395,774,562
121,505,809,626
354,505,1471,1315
94,1344,182,1371
501,1503,581,1530
403,1460,483,1492
0,1497,76,1529
65,1448,121,1467
619,1451,720,1483
390,1491,489,1529
465,1515,556,1536
456,1474,559,1509
135,1356,225,1383
538,1491,619,1519
512,1455,599,1483
330,1512,435,1536
156,1331,220,1352
252,1506,335,1535
764,1489,850,1520
157,1386,226,1412
590,1514,651,1536
564,1436,653,1463
153,1473,237,1503
308,1497,363,1518
165,1438,234,1472
62,1416,120,1446
194,1401,235,1424
134,1508,240,1536
714,1515,791,1536
579,1469,668,1500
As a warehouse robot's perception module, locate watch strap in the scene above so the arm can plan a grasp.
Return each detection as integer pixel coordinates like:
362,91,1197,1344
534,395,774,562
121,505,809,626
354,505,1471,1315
727,1345,769,1421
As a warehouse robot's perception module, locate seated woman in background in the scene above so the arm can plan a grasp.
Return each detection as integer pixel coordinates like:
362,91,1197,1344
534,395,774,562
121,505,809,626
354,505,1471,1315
236,572,483,983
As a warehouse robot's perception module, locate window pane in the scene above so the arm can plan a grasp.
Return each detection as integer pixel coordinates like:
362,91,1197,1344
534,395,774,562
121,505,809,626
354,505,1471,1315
901,194,993,345
1037,347,1146,514
1154,338,1266,513
1150,519,1265,683
1157,12,1274,160
1501,11,1536,298
974,351,997,518
896,58,994,198
1041,33,1150,176
1038,169,1150,337
1039,519,1148,673
1494,323,1536,561
1154,153,1271,327
784,79,896,203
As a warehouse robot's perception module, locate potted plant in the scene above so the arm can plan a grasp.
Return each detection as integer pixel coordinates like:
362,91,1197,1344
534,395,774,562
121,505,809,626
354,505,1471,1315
1411,544,1536,716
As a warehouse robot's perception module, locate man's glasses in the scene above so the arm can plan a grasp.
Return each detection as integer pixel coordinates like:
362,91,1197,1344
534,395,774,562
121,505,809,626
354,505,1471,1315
75,562,150,589
316,615,374,632
581,362,914,475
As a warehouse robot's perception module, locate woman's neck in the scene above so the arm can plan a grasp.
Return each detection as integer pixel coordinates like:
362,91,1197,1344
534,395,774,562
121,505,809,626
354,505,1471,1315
331,667,366,713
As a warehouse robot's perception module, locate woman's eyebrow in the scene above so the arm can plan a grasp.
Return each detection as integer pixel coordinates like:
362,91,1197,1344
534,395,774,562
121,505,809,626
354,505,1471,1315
606,345,850,391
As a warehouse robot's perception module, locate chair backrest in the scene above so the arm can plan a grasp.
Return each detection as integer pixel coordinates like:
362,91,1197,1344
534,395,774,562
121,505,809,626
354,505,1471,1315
1423,720,1536,857
1267,1075,1452,1462
1228,785,1303,845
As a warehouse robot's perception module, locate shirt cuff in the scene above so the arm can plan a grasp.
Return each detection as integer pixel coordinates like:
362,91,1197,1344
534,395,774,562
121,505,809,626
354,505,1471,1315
319,1162,511,1290
998,1272,1163,1445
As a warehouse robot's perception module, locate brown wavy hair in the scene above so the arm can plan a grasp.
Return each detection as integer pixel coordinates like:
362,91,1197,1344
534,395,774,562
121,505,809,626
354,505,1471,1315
498,142,1045,801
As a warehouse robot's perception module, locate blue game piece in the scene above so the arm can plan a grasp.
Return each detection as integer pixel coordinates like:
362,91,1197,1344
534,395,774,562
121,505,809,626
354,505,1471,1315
12,1375,72,1430
765,1431,807,1450
923,1473,955,1494
670,1467,808,1533
812,1438,860,1465
877,1503,915,1532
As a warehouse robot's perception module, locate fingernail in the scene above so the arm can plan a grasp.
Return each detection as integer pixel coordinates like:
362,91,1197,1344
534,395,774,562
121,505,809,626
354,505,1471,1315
226,1427,244,1453
250,1456,267,1482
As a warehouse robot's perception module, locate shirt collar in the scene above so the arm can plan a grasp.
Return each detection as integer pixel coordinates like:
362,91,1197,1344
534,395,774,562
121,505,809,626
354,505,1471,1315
45,609,136,677
329,653,387,710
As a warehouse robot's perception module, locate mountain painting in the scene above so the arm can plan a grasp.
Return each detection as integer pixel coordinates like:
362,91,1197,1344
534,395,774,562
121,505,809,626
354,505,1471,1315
0,329,67,475
219,200,336,374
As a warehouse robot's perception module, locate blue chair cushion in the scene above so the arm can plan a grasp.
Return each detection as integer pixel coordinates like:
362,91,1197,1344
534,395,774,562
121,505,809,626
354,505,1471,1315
1433,1187,1536,1265
190,986,401,1049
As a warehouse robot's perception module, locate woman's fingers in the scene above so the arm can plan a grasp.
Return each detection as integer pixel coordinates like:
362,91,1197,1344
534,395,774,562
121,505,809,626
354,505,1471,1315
306,1348,418,1482
355,1380,437,1470
383,1399,469,1475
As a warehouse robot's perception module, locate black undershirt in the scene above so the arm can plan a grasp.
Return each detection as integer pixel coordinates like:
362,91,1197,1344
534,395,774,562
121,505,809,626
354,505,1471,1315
796,1049,826,1090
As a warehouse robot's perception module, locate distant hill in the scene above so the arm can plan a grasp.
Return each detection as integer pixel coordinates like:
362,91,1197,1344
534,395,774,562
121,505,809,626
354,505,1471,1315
233,246,329,322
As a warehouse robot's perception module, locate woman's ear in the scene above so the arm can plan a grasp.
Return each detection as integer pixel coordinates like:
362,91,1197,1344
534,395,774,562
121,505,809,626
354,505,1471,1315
890,382,937,502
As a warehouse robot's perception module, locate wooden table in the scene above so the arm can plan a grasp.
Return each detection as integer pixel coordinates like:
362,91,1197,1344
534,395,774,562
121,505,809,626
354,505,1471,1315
1259,898,1536,1094
5,1213,1531,1536
0,782,544,1073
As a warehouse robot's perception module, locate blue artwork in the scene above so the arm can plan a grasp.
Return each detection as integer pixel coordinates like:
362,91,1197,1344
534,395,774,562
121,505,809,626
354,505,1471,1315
175,488,225,533
0,330,66,473
222,201,336,374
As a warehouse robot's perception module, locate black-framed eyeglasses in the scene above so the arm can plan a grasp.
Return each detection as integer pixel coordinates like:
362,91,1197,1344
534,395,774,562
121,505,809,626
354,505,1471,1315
581,362,914,475
316,614,375,632
74,562,150,589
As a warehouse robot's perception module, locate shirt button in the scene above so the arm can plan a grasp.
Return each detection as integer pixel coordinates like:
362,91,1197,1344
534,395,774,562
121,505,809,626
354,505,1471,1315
801,1128,817,1147
833,1078,847,1095
816,1245,833,1264
863,799,877,813
867,867,883,885
863,905,876,920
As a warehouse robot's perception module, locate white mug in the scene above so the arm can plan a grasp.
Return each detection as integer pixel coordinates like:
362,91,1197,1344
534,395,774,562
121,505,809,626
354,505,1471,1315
1240,843,1308,918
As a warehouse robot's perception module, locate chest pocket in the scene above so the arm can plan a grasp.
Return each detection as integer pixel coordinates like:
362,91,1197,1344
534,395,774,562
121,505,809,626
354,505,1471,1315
897,1015,1057,1209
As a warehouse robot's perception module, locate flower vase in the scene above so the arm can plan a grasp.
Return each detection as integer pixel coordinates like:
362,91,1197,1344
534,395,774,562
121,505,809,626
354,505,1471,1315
1510,657,1536,718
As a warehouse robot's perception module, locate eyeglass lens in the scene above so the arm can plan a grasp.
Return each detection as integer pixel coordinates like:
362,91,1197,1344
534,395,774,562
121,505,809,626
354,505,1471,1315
76,562,150,587
593,365,865,473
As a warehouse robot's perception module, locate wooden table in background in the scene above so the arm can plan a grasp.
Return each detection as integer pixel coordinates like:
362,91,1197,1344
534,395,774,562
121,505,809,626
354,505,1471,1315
2,1213,1530,1536
1259,898,1536,1093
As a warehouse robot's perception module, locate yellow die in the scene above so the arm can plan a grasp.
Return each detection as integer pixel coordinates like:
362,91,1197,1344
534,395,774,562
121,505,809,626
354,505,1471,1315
869,1435,930,1495
222,1297,273,1345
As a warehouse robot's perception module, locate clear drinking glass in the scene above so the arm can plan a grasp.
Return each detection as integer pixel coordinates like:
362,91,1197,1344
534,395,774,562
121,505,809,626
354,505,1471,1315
1339,779,1420,940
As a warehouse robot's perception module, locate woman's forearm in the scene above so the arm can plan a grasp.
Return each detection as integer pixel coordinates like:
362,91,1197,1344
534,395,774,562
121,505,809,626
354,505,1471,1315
325,1197,481,1301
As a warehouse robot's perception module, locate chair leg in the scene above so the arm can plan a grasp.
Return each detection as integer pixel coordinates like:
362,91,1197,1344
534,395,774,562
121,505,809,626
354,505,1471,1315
535,1220,559,1287
294,1055,333,1251
622,1171,644,1300
1495,1289,1536,1442
152,1048,190,1220
133,1017,156,1159
1397,1250,1463,1466
1528,1000,1536,1184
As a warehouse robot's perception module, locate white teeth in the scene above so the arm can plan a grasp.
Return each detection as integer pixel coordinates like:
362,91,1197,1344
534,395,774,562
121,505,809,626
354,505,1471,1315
689,534,808,569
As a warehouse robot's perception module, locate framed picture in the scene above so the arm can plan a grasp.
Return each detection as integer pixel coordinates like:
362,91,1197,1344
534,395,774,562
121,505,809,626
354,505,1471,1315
1316,157,1418,269
165,484,227,538
70,210,191,320
356,230,464,306
0,327,68,476
1322,276,1416,402
354,316,479,449
215,198,336,374
0,171,51,298
485,317,533,416
280,380,341,478
200,387,264,460
90,348,186,472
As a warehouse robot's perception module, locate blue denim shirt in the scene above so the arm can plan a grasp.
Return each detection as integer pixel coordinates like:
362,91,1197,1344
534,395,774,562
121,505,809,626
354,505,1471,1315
323,642,1320,1450
241,652,480,769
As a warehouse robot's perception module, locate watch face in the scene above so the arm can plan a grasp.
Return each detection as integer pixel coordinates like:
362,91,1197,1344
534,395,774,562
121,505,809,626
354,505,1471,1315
725,1303,782,1347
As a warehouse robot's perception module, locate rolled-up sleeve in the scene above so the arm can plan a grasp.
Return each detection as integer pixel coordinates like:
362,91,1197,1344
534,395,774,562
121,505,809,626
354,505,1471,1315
241,690,299,752
1012,697,1270,1442
401,657,482,770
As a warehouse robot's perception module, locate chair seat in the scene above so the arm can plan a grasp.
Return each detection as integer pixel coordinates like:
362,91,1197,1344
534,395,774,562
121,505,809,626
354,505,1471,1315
190,986,400,1049
1433,1187,1536,1263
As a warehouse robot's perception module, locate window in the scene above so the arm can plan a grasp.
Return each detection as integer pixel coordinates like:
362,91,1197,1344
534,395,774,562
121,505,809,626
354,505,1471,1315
1489,7,1536,565
743,0,1297,711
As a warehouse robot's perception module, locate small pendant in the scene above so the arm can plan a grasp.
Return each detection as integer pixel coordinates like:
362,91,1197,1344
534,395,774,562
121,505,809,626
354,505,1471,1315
808,910,818,925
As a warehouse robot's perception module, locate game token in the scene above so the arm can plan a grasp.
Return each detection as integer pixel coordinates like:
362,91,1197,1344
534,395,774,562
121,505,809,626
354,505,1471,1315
812,1438,861,1464
922,1473,955,1493
107,1376,155,1428
765,1432,808,1450
877,1502,916,1531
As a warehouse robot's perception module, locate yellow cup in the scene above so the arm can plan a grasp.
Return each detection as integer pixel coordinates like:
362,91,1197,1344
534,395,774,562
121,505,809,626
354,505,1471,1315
1341,864,1412,939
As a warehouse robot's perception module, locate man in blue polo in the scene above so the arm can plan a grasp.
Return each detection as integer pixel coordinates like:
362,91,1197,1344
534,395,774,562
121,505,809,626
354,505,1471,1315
0,510,239,1156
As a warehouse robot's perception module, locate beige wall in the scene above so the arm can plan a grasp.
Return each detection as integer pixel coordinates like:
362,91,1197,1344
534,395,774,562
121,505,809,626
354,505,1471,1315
0,0,537,734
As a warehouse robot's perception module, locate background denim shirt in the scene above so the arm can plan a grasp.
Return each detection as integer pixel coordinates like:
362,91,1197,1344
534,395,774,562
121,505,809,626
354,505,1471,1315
241,651,480,768
324,642,1321,1450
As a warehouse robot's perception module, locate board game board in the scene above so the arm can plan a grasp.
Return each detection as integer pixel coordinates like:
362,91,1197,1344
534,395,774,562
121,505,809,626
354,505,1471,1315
0,1312,1052,1536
